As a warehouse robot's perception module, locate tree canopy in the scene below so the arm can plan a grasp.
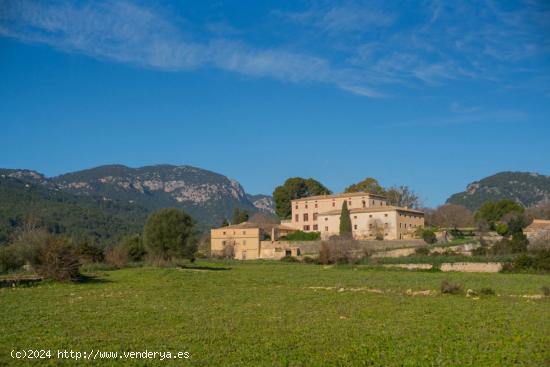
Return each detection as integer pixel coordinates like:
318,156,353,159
273,178,331,219
232,208,249,225
474,200,524,230
345,177,421,208
143,208,197,260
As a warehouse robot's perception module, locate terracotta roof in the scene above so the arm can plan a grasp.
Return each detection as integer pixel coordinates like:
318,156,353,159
525,219,550,231
318,206,424,216
274,224,298,231
291,191,386,202
214,222,260,230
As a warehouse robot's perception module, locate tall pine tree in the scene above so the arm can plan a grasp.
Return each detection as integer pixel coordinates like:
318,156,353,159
339,201,352,237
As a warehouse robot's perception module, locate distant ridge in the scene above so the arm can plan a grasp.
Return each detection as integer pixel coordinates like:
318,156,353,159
446,171,550,211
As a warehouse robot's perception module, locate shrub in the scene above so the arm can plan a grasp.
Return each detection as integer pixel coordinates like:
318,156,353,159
441,280,463,295
302,256,317,264
421,229,437,244
284,231,320,241
105,245,129,268
318,239,360,265
77,242,105,263
506,250,550,273
479,287,495,296
280,255,300,263
119,234,146,261
414,246,430,256
495,222,509,236
0,245,25,274
31,237,81,281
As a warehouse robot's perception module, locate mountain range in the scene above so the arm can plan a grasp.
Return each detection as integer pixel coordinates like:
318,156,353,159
0,165,274,245
446,171,550,211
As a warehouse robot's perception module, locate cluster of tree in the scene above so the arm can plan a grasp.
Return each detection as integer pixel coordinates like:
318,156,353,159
0,176,147,246
273,178,331,219
0,208,199,279
272,176,421,220
424,204,474,229
344,178,421,209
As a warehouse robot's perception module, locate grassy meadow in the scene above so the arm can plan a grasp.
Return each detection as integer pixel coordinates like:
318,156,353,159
1,261,549,366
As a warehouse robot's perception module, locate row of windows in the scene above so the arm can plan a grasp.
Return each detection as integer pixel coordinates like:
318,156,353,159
302,225,319,231
296,213,319,222
399,213,422,220
221,240,247,246
399,223,420,229
221,230,247,236
295,199,387,210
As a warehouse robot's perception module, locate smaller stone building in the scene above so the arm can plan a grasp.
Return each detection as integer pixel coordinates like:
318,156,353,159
210,222,299,260
524,219,550,240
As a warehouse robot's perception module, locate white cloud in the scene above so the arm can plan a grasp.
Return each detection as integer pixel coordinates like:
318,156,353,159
0,0,381,97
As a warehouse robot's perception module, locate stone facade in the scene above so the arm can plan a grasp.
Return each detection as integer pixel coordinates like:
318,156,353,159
287,191,424,240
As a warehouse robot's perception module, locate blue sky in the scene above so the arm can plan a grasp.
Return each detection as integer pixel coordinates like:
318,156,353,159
0,0,549,207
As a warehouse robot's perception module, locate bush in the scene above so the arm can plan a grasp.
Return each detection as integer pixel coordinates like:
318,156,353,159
414,246,430,256
302,256,317,264
0,245,25,274
441,280,463,295
280,255,300,263
119,234,146,261
31,237,81,281
495,222,509,236
506,250,550,273
284,231,320,241
105,245,129,268
77,242,105,263
318,240,360,265
421,229,437,244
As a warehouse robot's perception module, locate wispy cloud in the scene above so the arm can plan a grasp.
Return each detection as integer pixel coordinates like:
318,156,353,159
0,0,378,96
0,0,548,97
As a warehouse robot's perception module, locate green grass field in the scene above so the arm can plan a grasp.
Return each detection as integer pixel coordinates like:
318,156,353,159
1,261,549,366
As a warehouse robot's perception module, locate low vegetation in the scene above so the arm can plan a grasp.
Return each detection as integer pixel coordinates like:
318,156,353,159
1,261,548,365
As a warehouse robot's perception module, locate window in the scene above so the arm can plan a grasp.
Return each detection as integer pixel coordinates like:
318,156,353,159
295,205,298,209
332,202,336,207
369,224,373,229
222,231,226,235
222,241,226,246
243,240,246,245
243,231,246,235
303,213,309,221
384,214,388,217
325,226,329,231
369,214,373,218
325,217,328,221
354,216,357,219
305,204,308,209
399,223,402,228
354,224,357,230
348,201,352,206
295,214,299,222
384,223,388,228
372,200,375,205
313,224,318,230
362,200,366,208
303,225,310,231
315,203,318,208
313,213,318,220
